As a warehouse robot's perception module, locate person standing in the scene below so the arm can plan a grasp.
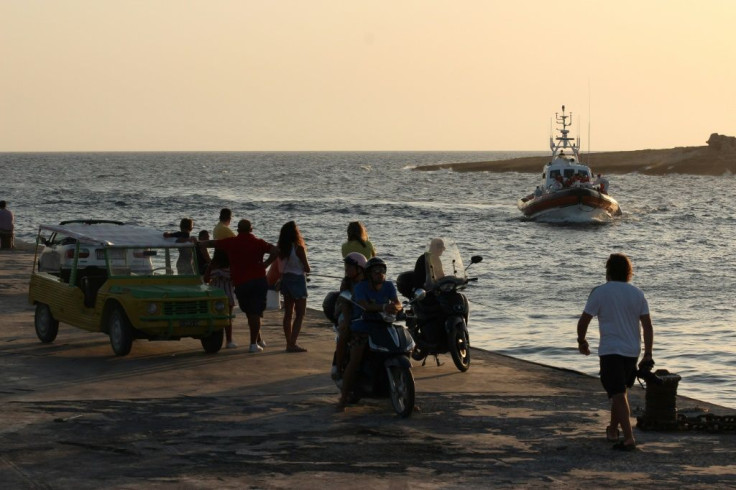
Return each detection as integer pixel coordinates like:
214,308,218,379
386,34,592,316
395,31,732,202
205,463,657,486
202,219,277,353
0,201,14,250
204,249,237,349
213,208,236,240
576,253,654,451
276,221,311,352
163,218,195,275
195,230,212,276
341,221,376,259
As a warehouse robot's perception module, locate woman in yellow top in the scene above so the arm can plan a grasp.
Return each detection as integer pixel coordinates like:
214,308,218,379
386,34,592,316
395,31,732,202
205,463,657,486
341,221,376,259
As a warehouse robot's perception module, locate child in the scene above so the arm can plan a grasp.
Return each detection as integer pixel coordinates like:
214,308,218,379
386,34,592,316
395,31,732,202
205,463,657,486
204,249,236,348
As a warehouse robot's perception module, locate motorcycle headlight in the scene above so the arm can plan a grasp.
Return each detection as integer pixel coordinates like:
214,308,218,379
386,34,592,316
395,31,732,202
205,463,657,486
146,302,159,315
214,300,226,313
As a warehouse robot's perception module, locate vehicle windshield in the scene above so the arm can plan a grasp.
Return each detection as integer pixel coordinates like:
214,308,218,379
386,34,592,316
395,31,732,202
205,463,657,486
35,226,198,279
421,237,467,287
106,246,197,277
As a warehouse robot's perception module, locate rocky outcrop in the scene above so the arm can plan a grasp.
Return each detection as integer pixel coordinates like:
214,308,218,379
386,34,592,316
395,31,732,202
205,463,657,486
415,134,736,175
706,133,736,152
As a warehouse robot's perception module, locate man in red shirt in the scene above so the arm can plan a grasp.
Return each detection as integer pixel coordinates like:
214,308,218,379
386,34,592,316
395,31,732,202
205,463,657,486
203,219,278,352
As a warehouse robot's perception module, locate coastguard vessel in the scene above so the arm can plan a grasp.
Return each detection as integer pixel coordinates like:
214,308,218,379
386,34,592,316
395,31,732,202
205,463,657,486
518,106,621,221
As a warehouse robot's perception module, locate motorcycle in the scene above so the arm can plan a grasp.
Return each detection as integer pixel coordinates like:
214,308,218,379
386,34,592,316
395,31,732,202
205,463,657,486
323,290,418,417
396,237,482,372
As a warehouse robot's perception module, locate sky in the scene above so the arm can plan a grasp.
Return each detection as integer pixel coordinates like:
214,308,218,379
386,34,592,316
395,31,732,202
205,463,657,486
2,0,735,152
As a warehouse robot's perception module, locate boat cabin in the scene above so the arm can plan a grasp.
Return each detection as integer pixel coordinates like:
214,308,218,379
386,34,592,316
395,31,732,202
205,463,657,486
542,158,593,190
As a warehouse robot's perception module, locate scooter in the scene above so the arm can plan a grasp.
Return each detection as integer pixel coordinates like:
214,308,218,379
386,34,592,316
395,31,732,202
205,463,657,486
324,291,418,418
396,238,483,372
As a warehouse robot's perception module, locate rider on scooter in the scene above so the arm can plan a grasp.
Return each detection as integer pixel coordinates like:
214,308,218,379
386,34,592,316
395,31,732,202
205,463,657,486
332,252,367,381
337,256,402,410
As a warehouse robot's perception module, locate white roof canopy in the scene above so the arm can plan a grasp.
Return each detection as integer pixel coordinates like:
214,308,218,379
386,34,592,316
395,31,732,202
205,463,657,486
38,223,193,248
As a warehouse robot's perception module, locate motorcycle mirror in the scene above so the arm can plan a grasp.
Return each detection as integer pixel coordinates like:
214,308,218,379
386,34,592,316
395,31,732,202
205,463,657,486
412,288,427,301
470,255,483,264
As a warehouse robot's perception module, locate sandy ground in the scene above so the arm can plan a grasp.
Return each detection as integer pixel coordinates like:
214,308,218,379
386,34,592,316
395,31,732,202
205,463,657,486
1,248,735,489
414,145,736,175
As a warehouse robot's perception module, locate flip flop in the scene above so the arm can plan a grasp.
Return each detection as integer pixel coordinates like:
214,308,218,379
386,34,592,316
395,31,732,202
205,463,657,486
611,441,637,452
606,426,620,442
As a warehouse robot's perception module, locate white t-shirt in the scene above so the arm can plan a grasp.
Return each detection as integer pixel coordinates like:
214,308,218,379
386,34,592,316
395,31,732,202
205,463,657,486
583,281,649,357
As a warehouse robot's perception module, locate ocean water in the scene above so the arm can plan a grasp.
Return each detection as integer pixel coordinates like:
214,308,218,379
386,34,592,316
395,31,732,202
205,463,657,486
2,151,735,409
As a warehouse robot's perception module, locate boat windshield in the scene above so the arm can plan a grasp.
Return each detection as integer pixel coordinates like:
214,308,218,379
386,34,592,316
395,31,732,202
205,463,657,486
420,237,467,288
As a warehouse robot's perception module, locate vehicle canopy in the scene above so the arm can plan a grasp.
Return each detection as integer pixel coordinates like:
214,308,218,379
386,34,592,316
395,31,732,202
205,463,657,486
37,222,194,248
35,222,199,280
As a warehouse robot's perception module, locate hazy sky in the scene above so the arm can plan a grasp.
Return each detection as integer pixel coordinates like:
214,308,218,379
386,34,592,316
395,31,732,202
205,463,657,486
2,0,735,152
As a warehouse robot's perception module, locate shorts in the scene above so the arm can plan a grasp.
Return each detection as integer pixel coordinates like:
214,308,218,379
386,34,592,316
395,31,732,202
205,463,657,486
280,272,308,300
599,354,638,398
234,277,268,316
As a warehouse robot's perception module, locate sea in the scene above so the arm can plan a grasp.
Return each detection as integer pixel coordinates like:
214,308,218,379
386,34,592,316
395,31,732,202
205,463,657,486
2,151,734,409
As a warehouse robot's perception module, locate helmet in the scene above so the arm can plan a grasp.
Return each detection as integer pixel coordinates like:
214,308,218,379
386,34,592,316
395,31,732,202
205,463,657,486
344,252,367,269
365,256,387,272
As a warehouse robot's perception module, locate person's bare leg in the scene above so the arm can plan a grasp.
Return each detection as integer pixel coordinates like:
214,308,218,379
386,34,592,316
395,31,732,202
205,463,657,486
289,298,307,349
339,342,365,409
334,327,348,375
246,312,261,346
225,306,234,343
611,392,635,445
283,296,295,348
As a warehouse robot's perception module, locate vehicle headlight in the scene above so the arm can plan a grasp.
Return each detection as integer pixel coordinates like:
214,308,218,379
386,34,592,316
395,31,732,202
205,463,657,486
214,301,226,312
146,302,159,315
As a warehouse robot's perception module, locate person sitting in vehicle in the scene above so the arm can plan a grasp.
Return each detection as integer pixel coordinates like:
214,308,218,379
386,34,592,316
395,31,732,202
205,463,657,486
337,257,401,411
332,252,367,381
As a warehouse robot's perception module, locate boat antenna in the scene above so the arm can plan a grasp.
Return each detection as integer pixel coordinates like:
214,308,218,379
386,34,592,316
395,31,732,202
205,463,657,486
587,80,592,165
552,105,579,161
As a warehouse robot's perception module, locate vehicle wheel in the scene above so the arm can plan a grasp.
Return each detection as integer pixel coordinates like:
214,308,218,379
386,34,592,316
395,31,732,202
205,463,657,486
449,323,470,372
35,303,59,343
200,329,224,354
388,366,415,418
108,306,133,356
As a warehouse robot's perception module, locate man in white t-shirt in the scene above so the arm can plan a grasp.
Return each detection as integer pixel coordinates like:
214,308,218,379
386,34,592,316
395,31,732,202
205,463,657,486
576,253,654,451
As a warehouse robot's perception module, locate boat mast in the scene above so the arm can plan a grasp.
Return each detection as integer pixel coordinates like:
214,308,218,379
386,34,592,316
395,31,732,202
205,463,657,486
550,105,581,161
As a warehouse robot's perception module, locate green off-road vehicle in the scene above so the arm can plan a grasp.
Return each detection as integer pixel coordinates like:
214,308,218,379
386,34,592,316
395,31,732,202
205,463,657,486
29,221,230,356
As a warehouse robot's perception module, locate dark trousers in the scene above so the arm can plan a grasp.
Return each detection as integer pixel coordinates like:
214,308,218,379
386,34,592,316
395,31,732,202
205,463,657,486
0,231,13,250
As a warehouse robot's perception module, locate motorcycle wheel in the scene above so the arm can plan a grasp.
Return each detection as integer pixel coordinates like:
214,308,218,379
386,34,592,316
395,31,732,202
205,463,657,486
388,366,415,418
448,322,470,372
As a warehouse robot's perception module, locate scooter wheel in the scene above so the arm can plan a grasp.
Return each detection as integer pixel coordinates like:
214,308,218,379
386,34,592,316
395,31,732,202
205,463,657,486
388,366,415,418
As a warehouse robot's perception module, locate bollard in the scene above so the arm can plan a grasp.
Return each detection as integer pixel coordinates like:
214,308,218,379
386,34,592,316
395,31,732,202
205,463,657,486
636,369,682,430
